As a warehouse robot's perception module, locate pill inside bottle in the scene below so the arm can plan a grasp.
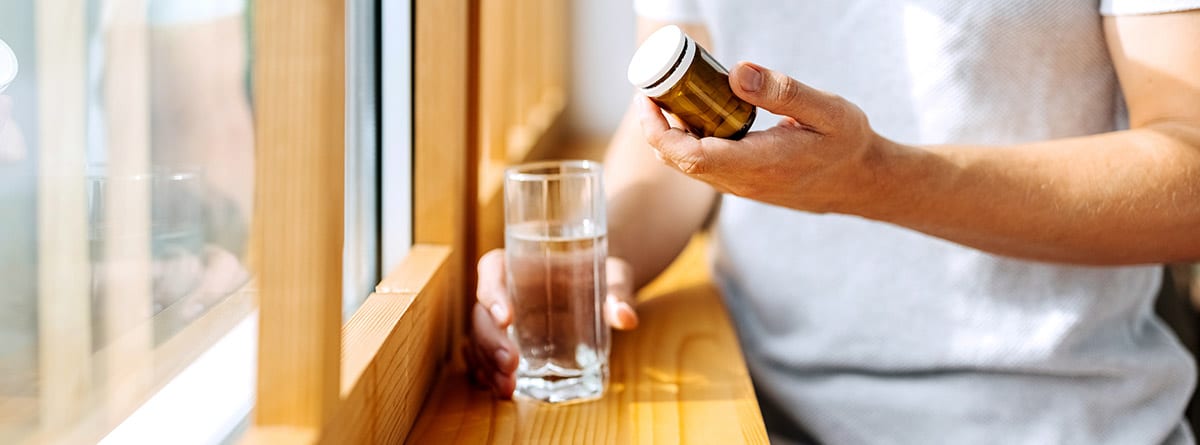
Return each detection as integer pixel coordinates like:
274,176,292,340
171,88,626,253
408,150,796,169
627,25,756,140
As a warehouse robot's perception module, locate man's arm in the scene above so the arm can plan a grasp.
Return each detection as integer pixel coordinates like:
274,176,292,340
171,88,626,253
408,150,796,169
641,10,1200,265
862,11,1200,264
607,19,719,287
465,18,719,396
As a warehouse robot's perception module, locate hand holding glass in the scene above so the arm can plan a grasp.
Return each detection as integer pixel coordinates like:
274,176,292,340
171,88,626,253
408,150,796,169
504,160,610,403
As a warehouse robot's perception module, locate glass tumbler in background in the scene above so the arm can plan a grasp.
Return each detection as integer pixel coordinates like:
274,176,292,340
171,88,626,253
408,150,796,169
504,160,610,403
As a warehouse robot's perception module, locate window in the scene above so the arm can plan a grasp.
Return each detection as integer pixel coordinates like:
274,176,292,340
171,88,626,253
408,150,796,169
0,0,412,443
0,0,256,443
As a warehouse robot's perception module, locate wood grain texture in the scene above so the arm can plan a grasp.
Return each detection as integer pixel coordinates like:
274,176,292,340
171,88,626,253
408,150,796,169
414,0,470,362
34,0,92,431
474,103,567,258
242,426,316,445
318,245,451,445
479,0,514,164
406,236,769,444
473,0,568,264
252,0,345,431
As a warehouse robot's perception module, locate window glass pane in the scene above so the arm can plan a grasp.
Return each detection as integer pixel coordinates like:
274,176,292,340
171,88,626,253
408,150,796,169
343,0,380,320
0,0,254,442
381,0,413,279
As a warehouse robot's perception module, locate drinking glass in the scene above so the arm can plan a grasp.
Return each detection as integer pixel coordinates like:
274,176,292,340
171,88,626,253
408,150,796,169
504,160,609,403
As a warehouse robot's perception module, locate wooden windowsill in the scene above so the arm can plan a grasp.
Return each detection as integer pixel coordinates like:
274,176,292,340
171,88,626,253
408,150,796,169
11,282,256,444
406,235,769,443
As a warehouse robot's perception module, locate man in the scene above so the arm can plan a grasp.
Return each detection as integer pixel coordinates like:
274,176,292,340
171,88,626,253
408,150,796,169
471,1,1200,443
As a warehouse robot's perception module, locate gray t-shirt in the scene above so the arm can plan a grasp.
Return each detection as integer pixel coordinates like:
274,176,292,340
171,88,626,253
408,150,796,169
633,0,1200,443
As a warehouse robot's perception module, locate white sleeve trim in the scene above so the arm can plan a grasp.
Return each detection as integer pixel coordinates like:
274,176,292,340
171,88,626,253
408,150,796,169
1100,0,1200,15
149,0,247,26
633,0,705,23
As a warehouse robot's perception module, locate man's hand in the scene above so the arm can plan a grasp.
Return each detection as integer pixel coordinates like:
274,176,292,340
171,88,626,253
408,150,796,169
465,249,639,398
640,62,892,215
645,30,1200,265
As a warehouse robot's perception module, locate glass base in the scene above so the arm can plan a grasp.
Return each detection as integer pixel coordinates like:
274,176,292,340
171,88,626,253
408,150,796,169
513,363,606,404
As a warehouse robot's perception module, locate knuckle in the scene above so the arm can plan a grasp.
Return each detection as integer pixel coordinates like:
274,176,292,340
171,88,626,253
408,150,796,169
470,305,490,335
673,145,710,175
476,286,494,304
826,97,851,123
677,155,707,175
479,249,504,266
775,76,802,104
643,126,665,148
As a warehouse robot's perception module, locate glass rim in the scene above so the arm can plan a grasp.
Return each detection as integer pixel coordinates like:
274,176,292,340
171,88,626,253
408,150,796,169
85,164,204,181
504,160,602,182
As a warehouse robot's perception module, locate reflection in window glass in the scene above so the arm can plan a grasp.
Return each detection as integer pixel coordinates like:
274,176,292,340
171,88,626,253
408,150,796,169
0,0,254,442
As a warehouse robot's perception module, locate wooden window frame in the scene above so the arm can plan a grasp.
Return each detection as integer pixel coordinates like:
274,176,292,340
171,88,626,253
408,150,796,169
17,0,764,442
245,0,472,442
246,0,570,441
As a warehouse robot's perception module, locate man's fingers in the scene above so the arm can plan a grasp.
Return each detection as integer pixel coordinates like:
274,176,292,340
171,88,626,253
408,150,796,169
462,344,490,389
604,257,639,330
729,62,843,132
637,97,723,176
605,295,639,331
476,249,512,326
491,370,515,399
471,303,519,374
638,96,695,150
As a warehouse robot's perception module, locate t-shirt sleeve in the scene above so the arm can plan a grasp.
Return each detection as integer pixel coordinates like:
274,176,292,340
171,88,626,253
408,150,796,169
1100,0,1200,15
633,0,704,23
149,0,247,26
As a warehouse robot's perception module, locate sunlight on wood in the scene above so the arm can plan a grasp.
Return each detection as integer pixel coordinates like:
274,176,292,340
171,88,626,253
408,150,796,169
405,235,768,444
252,0,345,431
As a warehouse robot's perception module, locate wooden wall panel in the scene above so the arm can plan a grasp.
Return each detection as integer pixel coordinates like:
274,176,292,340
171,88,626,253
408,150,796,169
252,0,346,431
414,0,471,357
479,0,512,164
473,0,569,263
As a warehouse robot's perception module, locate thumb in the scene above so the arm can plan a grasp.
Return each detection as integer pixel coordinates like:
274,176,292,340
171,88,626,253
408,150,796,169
729,62,842,132
604,257,639,330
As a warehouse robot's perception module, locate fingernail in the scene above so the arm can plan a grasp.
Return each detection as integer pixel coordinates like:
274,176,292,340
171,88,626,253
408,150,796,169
617,302,638,328
737,63,763,93
495,348,510,365
619,302,637,319
490,303,508,322
637,97,653,116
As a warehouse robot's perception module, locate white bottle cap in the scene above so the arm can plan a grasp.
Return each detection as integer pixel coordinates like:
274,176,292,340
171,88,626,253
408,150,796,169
627,25,695,97
0,39,16,94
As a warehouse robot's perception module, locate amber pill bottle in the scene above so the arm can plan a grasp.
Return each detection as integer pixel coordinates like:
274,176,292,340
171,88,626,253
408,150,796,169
627,25,756,140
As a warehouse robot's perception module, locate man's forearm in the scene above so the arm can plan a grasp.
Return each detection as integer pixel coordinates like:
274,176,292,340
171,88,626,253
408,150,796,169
605,102,717,287
860,122,1200,264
